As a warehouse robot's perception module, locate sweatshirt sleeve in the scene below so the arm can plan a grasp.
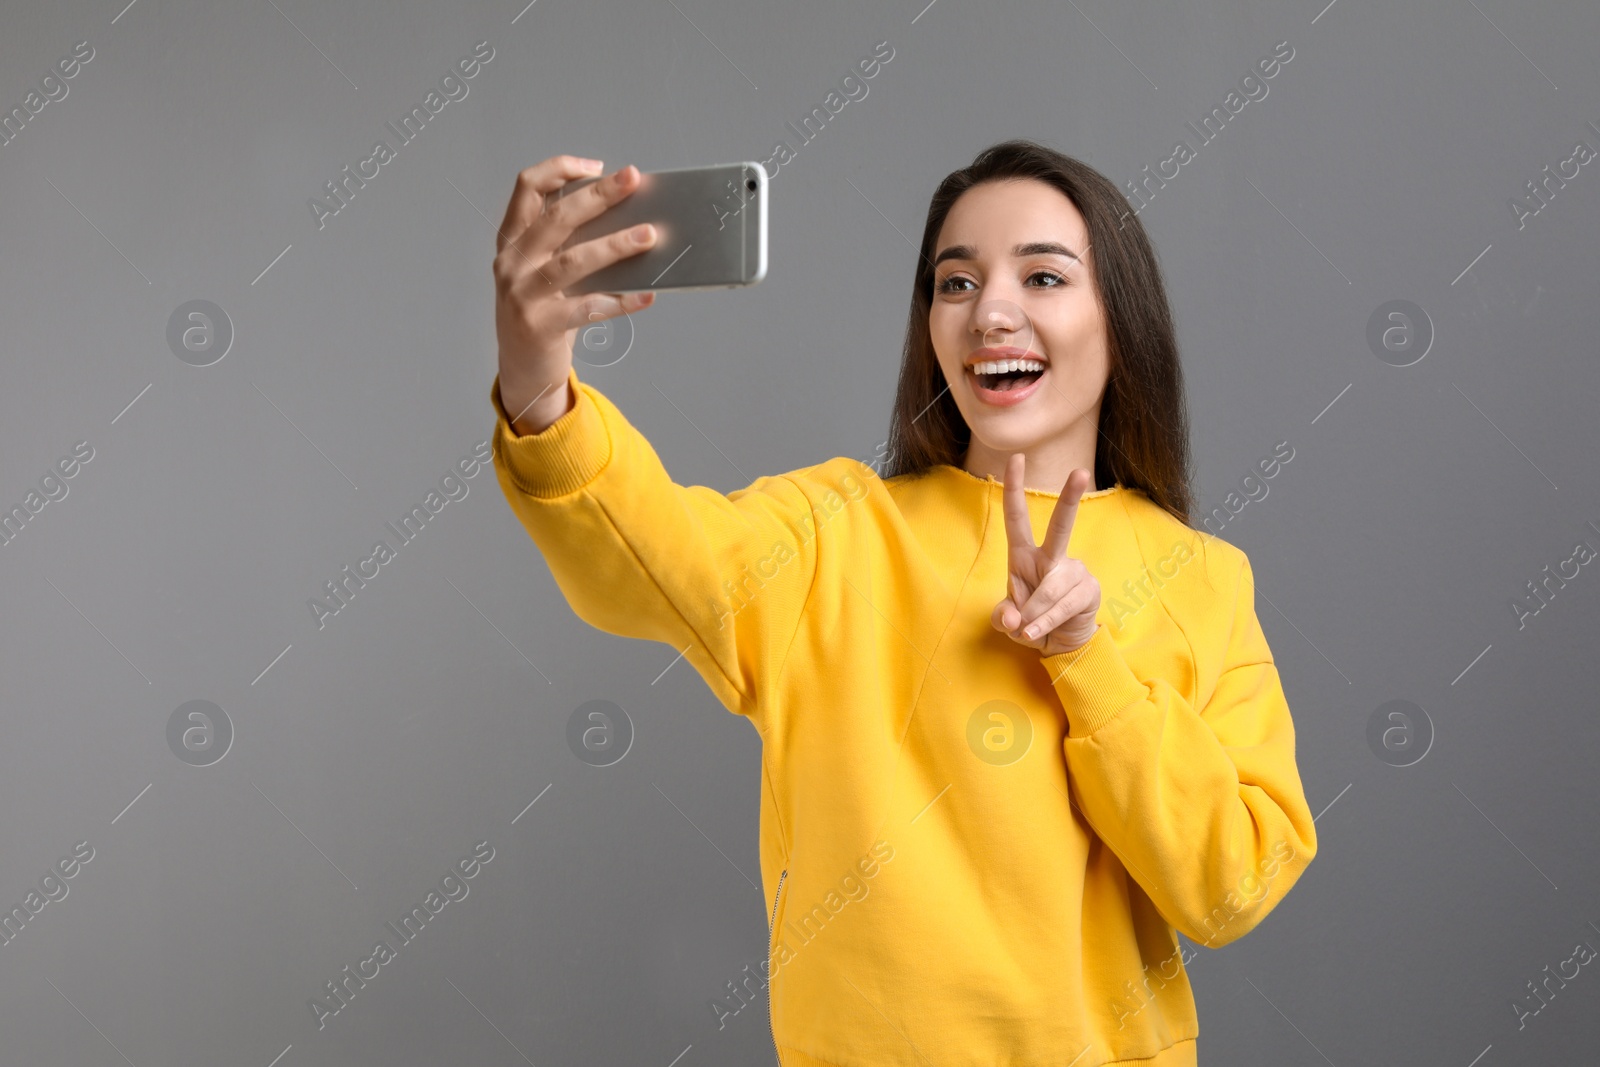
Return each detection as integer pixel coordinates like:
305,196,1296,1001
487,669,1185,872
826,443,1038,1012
489,367,819,734
1040,550,1317,949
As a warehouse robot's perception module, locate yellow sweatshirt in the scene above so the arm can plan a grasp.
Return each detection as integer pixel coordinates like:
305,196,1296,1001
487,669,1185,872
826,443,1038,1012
489,367,1318,1067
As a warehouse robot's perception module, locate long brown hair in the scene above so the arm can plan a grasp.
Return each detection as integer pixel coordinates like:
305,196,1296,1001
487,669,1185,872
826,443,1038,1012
882,138,1196,528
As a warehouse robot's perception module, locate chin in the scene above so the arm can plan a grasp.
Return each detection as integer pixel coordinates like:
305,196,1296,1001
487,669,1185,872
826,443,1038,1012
967,420,1047,455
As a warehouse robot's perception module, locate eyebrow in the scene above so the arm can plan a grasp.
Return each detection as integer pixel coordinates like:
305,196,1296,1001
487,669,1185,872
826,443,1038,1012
932,241,1082,268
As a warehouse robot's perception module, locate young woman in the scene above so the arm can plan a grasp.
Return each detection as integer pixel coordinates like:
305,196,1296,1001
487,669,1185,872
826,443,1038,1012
488,140,1318,1066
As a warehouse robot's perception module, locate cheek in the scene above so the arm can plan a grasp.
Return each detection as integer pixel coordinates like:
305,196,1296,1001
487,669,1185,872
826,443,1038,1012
928,313,964,375
1041,307,1109,379
1045,297,1102,347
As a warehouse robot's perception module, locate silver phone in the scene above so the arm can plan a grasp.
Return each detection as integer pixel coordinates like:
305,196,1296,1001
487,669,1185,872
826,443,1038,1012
553,161,768,294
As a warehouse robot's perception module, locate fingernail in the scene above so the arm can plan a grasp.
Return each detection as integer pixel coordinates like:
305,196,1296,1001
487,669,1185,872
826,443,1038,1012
583,158,603,170
1023,624,1038,639
631,224,653,243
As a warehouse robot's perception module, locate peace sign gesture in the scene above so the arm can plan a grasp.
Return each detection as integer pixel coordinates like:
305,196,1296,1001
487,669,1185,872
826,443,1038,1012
990,453,1102,656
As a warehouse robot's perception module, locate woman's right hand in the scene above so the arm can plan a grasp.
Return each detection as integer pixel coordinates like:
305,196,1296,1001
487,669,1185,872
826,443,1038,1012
493,155,659,435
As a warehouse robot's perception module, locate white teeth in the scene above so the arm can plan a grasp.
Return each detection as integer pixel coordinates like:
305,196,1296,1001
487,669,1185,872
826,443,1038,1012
970,358,1046,375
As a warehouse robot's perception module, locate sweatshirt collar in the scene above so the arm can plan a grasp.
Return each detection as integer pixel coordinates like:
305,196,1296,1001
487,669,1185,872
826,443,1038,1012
926,462,1129,503
884,463,1135,584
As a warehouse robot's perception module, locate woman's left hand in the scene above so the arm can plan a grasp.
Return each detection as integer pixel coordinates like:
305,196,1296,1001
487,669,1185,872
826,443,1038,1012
991,454,1101,656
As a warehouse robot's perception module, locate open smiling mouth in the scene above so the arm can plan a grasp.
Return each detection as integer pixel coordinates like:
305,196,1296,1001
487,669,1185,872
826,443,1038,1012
973,366,1043,390
967,358,1047,403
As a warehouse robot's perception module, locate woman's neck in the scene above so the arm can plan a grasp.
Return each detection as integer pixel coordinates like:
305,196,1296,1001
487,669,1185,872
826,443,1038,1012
961,434,1098,494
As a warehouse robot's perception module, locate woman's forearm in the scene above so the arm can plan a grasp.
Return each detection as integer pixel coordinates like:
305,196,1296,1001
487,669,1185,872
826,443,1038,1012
502,374,575,437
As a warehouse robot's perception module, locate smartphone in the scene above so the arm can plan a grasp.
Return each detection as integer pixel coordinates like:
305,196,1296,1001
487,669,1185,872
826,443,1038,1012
553,161,768,295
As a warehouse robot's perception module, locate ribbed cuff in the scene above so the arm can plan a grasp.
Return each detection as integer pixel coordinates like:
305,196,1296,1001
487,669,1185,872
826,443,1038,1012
489,366,613,499
1040,623,1150,737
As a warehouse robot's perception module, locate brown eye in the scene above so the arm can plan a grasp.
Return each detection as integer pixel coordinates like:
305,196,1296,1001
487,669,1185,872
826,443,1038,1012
936,271,1064,295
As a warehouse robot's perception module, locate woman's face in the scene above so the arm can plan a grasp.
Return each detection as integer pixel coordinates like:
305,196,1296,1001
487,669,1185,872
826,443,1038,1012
928,178,1110,468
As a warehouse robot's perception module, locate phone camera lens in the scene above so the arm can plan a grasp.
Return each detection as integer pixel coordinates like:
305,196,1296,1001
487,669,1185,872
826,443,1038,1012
746,178,757,191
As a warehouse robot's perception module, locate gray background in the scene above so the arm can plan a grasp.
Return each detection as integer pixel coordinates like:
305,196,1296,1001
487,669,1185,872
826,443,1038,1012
2,0,1597,1063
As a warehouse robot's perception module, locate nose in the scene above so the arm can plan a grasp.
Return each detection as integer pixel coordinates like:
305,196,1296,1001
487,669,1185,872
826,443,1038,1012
972,297,1030,346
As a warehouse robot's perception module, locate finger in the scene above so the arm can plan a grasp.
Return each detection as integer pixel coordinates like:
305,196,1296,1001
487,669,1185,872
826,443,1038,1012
1009,571,1033,610
1014,563,1081,630
992,595,1038,635
1006,574,1034,629
502,163,646,273
518,163,647,263
498,155,603,255
533,220,659,294
557,289,656,333
1039,467,1090,563
1018,587,1097,642
1001,453,1036,552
